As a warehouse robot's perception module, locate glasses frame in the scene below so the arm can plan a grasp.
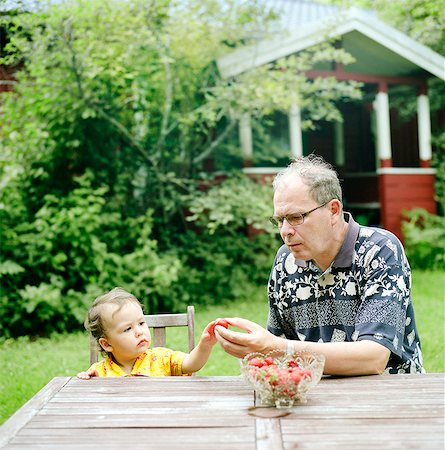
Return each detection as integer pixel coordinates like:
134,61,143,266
269,201,331,228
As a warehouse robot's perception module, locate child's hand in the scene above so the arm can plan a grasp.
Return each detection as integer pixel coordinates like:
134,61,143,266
77,369,98,380
202,318,229,343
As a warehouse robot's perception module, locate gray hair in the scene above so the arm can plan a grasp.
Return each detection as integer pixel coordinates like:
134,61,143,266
273,155,342,203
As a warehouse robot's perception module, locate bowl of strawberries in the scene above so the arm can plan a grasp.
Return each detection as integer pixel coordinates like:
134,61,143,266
240,350,325,408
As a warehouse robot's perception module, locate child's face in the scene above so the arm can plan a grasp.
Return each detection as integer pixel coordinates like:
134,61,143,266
99,301,151,364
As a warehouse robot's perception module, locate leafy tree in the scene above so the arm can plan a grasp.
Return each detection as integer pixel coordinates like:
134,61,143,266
0,0,365,336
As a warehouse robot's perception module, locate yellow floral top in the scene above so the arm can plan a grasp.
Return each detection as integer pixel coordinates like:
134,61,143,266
88,347,190,377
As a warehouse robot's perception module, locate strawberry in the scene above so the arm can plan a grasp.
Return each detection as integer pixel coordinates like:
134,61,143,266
248,357,264,368
215,319,229,329
208,318,229,336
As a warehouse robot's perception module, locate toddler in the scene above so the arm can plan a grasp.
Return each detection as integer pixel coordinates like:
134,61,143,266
77,287,219,378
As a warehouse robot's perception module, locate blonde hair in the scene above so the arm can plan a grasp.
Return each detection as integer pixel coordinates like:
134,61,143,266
84,287,143,342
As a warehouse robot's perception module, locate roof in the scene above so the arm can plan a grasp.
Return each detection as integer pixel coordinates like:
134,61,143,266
217,1,445,81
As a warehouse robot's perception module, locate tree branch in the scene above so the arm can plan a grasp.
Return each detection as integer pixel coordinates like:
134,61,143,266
91,103,154,165
192,120,236,165
155,43,173,153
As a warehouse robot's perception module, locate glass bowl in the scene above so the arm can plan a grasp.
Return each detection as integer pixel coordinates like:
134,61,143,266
240,349,325,408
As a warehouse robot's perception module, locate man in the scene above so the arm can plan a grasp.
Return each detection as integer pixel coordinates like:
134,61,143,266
215,155,424,375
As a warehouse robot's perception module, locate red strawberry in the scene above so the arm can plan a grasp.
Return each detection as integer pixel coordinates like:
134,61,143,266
263,356,275,366
208,318,229,336
289,370,302,384
248,357,263,368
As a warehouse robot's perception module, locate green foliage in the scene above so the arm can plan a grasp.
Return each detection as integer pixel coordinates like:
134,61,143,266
186,174,275,234
0,0,382,336
0,174,179,336
402,208,445,270
173,231,279,308
173,174,280,307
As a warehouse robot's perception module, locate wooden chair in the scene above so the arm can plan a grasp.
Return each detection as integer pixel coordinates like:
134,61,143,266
89,305,195,365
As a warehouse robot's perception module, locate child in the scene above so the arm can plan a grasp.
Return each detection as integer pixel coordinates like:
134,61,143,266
77,287,220,378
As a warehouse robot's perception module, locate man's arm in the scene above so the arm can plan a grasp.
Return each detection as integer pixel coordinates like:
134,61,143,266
215,318,390,376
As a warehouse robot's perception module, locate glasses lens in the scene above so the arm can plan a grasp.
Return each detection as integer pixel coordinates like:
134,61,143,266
286,214,303,226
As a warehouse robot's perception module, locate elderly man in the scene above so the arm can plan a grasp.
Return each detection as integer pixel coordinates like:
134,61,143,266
215,155,424,375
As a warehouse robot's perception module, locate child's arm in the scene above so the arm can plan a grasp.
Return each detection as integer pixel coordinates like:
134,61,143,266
181,319,226,374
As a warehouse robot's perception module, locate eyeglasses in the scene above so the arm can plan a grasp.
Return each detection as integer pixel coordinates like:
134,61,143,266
269,201,331,228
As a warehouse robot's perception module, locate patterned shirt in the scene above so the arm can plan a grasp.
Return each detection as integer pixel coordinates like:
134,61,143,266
87,347,190,377
267,213,425,374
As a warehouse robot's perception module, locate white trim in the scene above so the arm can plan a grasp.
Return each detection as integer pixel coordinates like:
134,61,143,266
289,103,303,158
417,94,432,161
239,114,253,159
374,91,392,160
242,167,282,175
243,167,436,175
377,168,436,175
217,7,445,81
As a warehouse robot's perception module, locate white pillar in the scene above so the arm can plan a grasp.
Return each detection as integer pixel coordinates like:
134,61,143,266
334,120,345,167
417,94,432,162
239,113,253,161
289,103,303,158
374,90,392,163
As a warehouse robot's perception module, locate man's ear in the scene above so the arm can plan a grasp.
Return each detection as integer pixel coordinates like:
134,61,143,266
329,199,343,223
99,337,113,353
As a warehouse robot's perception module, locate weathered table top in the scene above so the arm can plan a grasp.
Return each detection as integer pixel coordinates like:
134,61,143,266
1,373,443,449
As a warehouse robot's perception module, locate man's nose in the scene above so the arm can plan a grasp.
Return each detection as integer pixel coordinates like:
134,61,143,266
280,219,296,236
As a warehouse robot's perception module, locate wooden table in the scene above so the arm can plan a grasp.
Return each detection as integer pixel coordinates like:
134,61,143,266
1,374,443,449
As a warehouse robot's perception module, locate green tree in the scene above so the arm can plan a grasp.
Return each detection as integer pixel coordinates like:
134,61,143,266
0,0,364,336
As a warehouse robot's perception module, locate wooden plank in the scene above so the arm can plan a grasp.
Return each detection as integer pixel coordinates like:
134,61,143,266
256,418,284,450
145,313,188,327
281,417,444,434
8,427,256,448
41,401,253,413
282,439,444,450
277,404,444,419
3,373,444,450
4,444,255,450
0,377,70,448
25,411,255,428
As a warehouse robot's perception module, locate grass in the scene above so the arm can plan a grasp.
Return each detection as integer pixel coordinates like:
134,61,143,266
1,270,443,425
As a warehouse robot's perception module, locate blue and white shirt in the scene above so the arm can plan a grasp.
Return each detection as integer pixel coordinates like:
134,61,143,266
267,213,424,374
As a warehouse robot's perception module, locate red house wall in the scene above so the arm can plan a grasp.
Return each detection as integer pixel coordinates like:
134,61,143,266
379,172,436,240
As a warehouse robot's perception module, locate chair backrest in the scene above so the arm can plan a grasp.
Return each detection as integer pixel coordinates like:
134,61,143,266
89,305,195,365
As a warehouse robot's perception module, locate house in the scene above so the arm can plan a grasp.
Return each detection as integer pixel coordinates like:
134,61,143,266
217,0,445,239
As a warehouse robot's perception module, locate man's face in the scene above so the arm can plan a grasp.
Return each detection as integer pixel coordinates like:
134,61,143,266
273,177,333,264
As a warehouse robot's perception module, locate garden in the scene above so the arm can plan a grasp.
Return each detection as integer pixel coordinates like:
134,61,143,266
1,0,444,426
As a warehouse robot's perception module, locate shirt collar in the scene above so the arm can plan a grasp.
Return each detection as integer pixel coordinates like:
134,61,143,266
332,212,359,268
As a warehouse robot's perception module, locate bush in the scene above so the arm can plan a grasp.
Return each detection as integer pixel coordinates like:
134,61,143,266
0,174,179,337
402,208,445,270
172,231,278,309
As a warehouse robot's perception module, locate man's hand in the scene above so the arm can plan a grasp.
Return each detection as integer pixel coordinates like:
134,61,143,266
214,317,284,358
